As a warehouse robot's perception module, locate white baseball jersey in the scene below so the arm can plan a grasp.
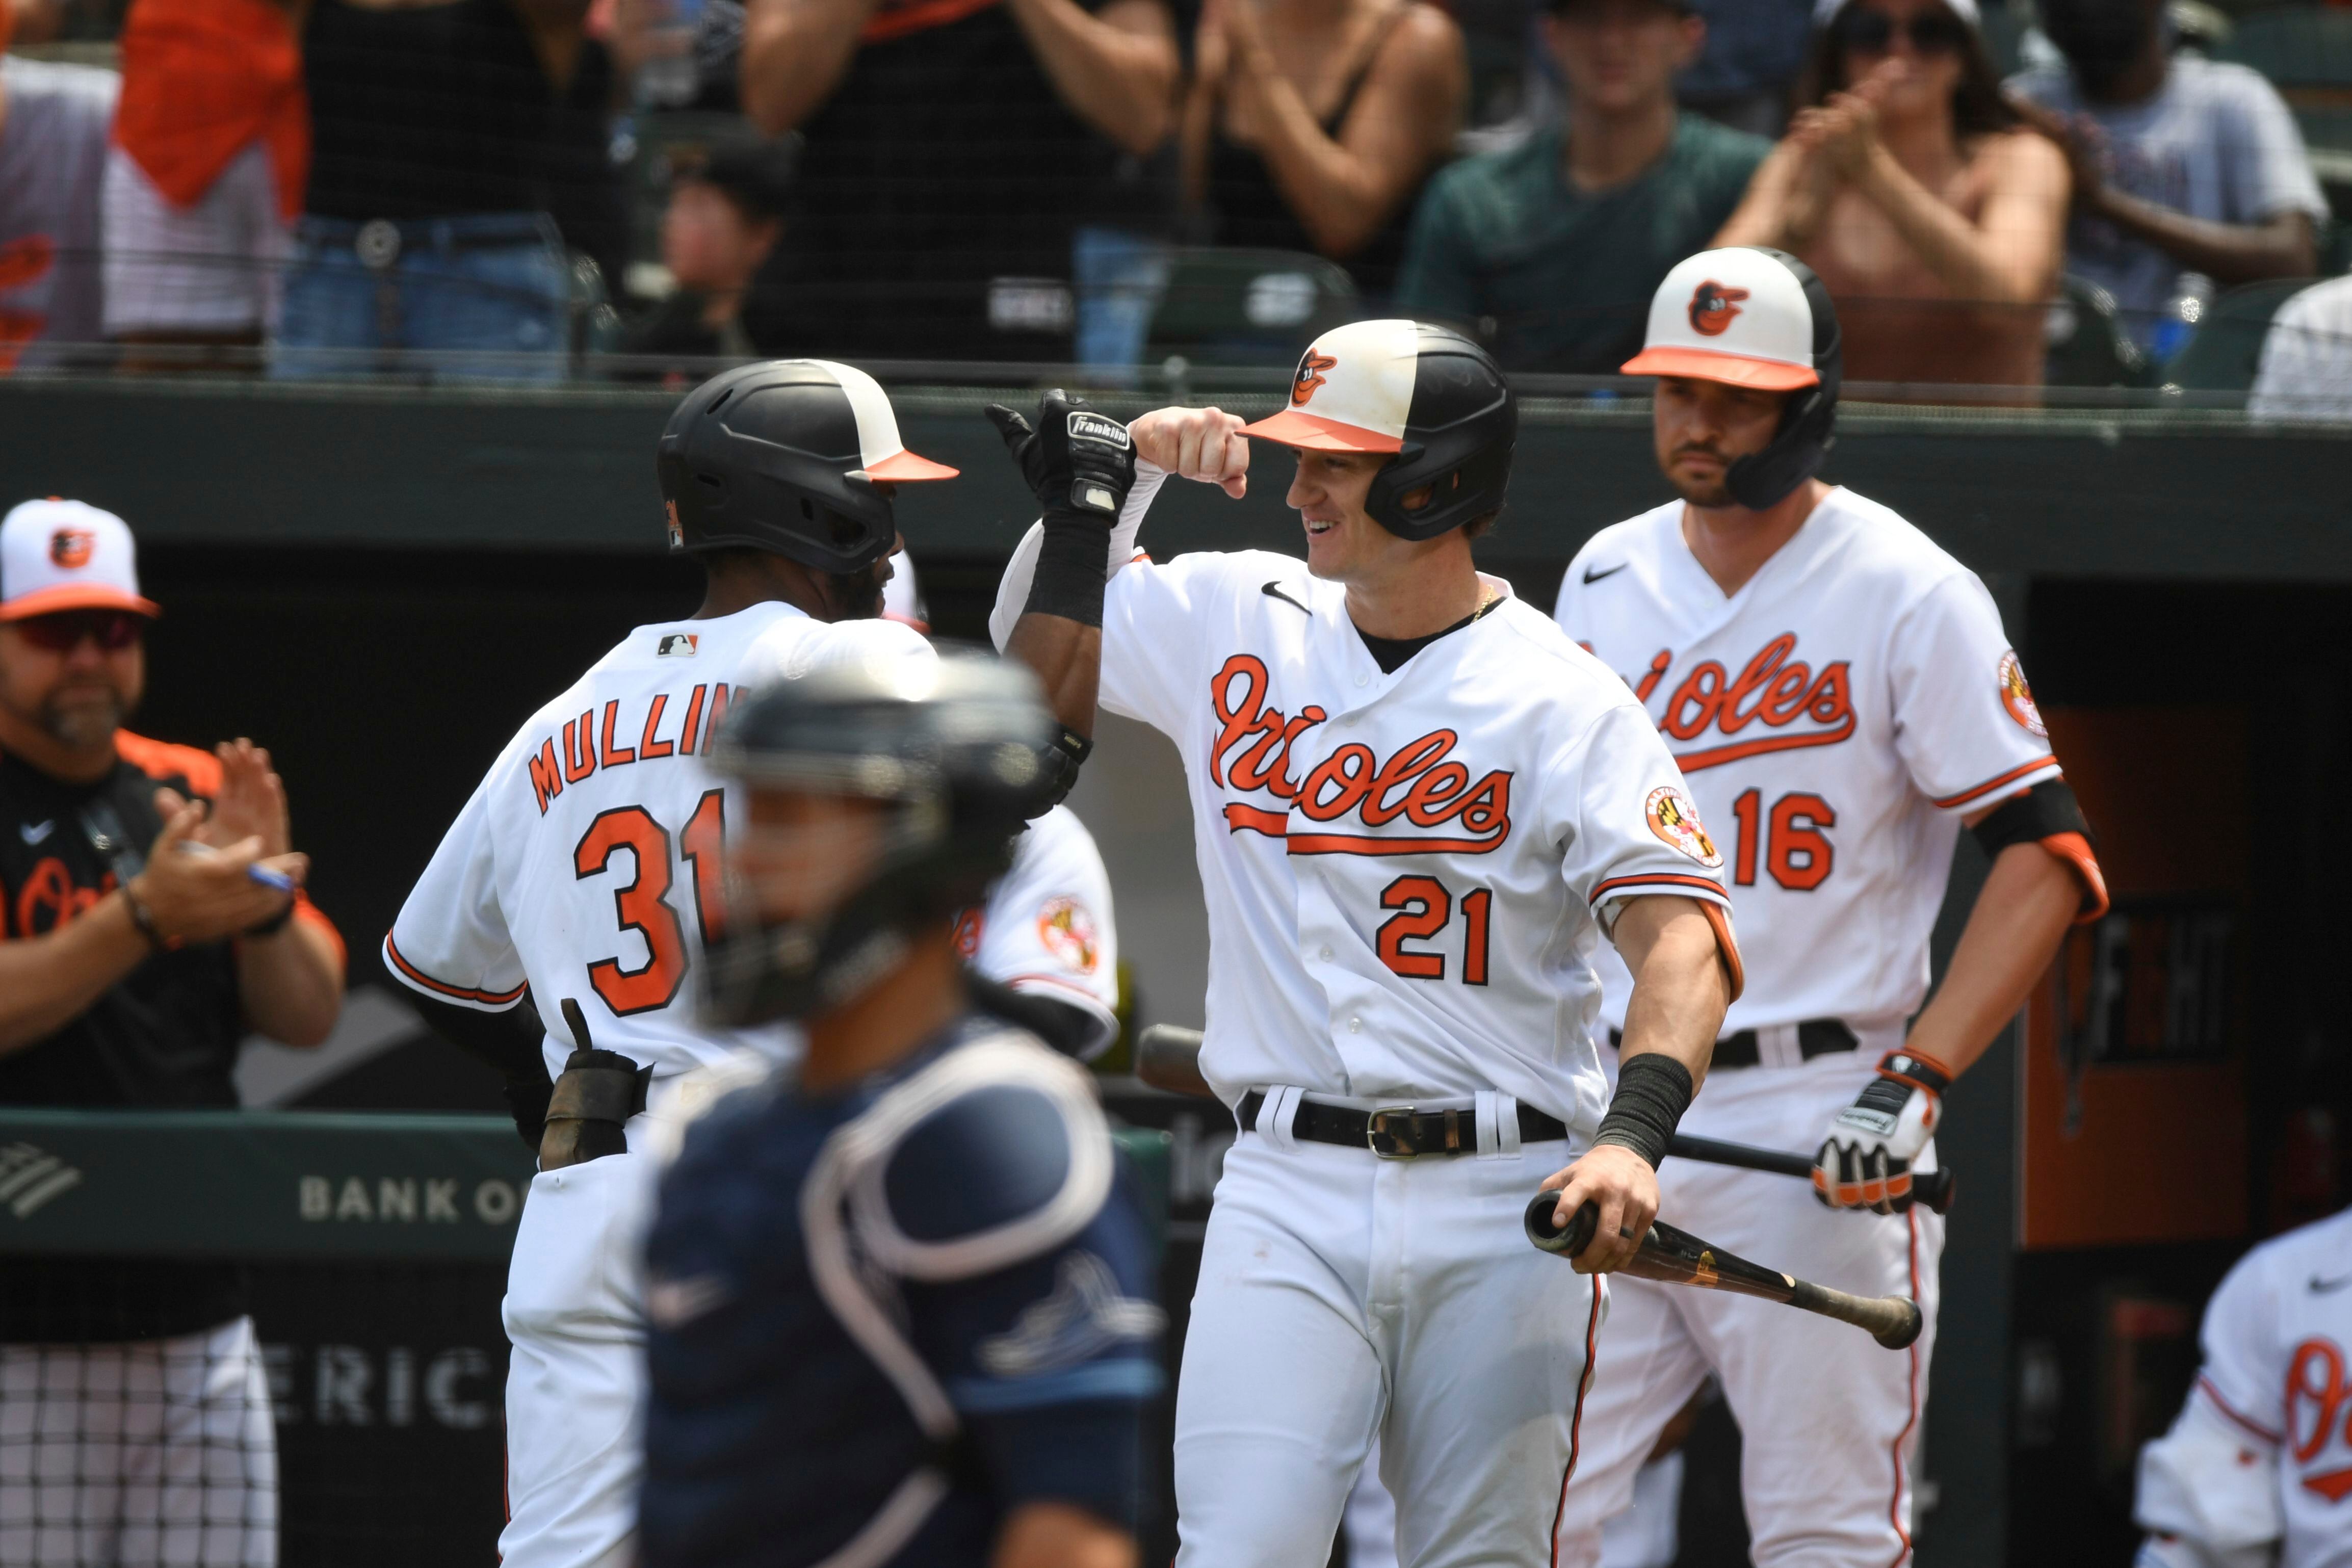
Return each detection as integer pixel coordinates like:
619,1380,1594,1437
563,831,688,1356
385,602,936,1080
1556,487,2062,1038
2136,1207,2352,1568
999,531,1735,1130
958,804,1121,1058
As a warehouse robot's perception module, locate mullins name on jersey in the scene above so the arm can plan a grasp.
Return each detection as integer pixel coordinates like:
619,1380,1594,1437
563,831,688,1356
526,682,739,815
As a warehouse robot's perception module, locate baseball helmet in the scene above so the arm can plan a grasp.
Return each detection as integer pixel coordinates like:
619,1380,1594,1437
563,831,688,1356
1240,320,1517,541
657,359,958,574
700,650,1056,1026
1622,247,1842,510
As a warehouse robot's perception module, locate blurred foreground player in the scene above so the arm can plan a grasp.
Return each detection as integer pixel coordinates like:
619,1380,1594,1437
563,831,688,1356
2133,1203,2352,1568
988,333,1741,1568
1551,248,2105,1565
641,654,1162,1568
382,361,955,1568
0,498,344,1567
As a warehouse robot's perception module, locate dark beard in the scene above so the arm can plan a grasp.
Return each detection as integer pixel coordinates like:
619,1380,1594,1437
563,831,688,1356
826,560,890,621
40,686,127,749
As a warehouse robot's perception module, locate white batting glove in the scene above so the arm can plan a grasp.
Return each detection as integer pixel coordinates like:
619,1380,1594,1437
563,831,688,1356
1813,1050,1953,1215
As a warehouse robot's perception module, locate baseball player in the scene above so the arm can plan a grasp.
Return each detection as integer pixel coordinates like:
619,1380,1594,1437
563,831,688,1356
2133,1204,2352,1568
637,654,1164,1568
958,802,1122,1060
382,359,964,1568
1551,247,2107,1566
885,544,1125,1061
984,324,1745,1568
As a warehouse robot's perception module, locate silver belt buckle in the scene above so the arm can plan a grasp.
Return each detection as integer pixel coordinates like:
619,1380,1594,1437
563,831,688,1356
1366,1106,1420,1159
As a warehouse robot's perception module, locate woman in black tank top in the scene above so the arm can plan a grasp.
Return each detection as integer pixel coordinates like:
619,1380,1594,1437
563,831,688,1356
1180,0,1466,300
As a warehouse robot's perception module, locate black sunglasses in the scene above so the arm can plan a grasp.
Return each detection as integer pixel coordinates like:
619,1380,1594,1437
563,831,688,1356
14,610,145,653
1836,7,1971,53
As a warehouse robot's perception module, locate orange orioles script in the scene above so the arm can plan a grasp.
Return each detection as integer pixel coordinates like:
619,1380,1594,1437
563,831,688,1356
1208,655,1513,854
528,683,736,814
1647,634,1855,772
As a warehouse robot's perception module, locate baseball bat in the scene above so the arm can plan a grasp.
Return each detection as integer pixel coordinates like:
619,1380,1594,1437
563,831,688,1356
1524,1193,1924,1350
1136,1025,1953,1213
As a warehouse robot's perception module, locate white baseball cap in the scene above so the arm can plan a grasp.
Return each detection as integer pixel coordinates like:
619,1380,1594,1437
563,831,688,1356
0,498,161,621
1240,319,1423,452
1622,248,1828,393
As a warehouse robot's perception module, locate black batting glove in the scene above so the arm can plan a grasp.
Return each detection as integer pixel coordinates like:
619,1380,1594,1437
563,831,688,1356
986,391,1137,528
986,392,1137,628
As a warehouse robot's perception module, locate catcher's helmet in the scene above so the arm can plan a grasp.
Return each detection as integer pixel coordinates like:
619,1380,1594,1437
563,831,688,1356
1240,320,1517,541
1623,247,1842,510
700,650,1056,1026
657,359,958,573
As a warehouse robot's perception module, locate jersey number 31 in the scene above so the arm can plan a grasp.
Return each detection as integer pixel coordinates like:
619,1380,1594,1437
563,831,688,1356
572,790,727,1014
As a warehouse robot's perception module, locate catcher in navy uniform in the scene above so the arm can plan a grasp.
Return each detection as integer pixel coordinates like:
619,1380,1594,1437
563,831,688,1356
639,652,1163,1568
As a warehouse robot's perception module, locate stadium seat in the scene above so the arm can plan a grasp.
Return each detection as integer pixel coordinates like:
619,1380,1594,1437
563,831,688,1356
2216,8,2352,153
2163,276,2323,391
1144,247,1363,368
2044,274,2151,388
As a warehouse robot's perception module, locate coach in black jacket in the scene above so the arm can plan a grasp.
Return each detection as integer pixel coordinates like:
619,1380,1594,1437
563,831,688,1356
0,496,344,1566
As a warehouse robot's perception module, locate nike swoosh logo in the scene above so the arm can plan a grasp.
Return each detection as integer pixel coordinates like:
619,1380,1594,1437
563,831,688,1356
19,820,53,845
2313,1274,2352,1294
1262,582,1310,614
1582,563,1628,585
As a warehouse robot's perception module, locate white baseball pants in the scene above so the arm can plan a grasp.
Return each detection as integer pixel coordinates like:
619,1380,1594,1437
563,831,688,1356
1552,1058,1944,1568
0,1314,277,1567
499,1131,659,1568
1174,1100,1599,1568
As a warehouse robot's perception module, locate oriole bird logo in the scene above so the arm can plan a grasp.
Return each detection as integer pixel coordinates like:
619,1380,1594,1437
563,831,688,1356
1292,352,1337,407
48,529,93,569
1687,281,1749,337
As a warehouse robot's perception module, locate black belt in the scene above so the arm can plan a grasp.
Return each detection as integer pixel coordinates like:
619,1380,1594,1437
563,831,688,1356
1239,1090,1566,1158
1609,1018,1858,1069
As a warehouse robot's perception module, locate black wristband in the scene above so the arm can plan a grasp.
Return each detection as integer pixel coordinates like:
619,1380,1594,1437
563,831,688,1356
1024,517,1110,627
245,900,297,938
122,881,166,952
1593,1053,1695,1169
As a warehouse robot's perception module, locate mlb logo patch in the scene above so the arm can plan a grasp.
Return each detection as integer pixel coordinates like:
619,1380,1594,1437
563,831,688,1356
657,633,698,658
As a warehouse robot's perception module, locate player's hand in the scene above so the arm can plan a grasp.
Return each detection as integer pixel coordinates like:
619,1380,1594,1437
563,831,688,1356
985,391,1138,525
132,795,307,946
1538,1144,1658,1275
1129,405,1249,498
1813,1049,1951,1214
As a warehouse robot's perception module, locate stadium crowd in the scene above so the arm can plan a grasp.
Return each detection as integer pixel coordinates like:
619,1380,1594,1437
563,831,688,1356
0,0,2348,402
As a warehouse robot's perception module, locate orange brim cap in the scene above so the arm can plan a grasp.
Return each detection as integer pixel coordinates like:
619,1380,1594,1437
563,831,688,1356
1236,409,1406,454
864,449,960,482
0,584,162,620
1620,347,1818,390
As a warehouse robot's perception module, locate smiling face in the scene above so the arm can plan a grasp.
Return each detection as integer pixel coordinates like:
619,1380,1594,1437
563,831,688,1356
1286,447,1421,584
1652,376,1789,508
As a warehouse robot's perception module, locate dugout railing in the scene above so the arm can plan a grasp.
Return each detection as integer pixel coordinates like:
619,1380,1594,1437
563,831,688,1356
0,1111,1172,1568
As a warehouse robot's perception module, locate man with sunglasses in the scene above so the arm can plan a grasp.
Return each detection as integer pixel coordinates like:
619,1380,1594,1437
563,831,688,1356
0,496,346,1566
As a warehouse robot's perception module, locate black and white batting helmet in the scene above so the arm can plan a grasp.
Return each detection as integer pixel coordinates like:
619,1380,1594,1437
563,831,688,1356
1240,320,1518,542
657,359,959,574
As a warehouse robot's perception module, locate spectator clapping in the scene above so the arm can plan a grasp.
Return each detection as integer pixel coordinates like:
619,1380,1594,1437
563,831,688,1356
1715,0,2070,389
